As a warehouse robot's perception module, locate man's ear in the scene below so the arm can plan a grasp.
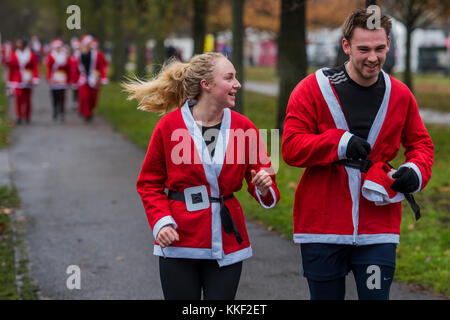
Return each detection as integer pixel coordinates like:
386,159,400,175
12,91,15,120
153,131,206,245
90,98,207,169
342,37,351,55
386,36,391,53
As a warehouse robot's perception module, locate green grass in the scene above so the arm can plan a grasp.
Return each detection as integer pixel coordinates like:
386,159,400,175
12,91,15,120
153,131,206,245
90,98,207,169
0,187,20,299
98,82,449,297
394,124,450,296
245,66,280,84
0,68,12,149
0,70,37,300
0,186,38,300
0,72,17,300
97,84,159,149
245,66,450,113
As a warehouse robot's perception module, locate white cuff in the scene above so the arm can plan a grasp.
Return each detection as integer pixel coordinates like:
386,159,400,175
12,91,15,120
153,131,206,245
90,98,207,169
338,131,353,160
399,162,423,193
362,180,405,205
152,215,178,239
255,186,276,209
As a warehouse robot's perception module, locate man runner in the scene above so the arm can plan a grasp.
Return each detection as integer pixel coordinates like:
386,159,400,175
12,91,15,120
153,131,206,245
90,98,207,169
282,8,434,300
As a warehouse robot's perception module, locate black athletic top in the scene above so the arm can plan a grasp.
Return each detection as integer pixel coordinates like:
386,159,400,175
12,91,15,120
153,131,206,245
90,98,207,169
189,104,221,158
323,64,386,140
81,52,91,74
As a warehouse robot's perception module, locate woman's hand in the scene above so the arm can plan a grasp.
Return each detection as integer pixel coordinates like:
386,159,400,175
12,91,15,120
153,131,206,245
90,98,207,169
251,169,272,197
156,225,179,248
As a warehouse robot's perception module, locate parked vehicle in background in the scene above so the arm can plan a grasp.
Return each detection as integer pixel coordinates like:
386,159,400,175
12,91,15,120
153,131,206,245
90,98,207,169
417,46,449,75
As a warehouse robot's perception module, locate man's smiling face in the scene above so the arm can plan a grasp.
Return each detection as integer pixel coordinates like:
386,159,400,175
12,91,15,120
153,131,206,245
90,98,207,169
343,27,390,86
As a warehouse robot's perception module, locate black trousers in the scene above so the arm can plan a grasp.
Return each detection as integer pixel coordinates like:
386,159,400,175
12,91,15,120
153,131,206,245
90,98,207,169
306,264,395,300
159,257,242,300
51,89,66,120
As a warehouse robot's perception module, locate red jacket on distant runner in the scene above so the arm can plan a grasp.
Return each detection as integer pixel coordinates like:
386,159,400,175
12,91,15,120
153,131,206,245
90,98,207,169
7,48,40,89
71,49,108,89
46,44,71,90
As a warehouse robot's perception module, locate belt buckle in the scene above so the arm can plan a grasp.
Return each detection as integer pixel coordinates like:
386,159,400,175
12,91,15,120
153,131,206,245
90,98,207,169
184,185,210,212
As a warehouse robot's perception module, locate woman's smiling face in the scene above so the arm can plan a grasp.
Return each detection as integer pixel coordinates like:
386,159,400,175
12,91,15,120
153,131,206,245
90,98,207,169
206,57,241,108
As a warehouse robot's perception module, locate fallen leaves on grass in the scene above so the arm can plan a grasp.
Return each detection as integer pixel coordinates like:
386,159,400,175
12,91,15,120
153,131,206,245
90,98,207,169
0,208,12,215
287,182,297,189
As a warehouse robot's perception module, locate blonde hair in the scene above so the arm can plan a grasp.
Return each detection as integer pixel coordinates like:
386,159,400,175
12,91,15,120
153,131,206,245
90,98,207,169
123,52,226,114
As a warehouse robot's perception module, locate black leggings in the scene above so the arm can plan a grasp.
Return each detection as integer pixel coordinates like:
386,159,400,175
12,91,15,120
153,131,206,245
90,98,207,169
159,257,242,300
51,89,66,119
307,264,395,300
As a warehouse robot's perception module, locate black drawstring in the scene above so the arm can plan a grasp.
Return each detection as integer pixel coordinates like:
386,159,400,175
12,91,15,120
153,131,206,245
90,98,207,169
405,194,421,221
219,196,243,245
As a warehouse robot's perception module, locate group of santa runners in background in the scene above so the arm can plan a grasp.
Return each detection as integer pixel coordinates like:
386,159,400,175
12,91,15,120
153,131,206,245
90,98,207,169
1,34,108,124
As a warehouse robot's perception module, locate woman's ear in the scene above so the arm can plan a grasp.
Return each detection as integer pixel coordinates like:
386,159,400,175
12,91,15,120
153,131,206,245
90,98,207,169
200,79,210,91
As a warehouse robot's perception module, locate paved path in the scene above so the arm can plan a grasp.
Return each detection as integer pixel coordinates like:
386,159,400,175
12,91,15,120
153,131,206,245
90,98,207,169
5,81,445,300
245,81,450,126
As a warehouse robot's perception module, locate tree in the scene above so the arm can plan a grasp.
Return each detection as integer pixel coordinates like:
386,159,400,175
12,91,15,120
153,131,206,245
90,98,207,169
231,0,245,114
135,0,150,78
89,0,107,50
111,0,126,82
192,0,208,55
308,0,365,30
149,0,190,74
382,0,450,91
277,0,307,131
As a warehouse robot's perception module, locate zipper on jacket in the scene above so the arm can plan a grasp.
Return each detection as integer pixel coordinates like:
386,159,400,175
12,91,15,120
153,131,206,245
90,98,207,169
348,168,361,246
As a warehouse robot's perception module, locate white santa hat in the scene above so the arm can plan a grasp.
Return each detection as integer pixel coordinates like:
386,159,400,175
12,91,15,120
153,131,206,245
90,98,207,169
80,34,93,47
51,39,64,49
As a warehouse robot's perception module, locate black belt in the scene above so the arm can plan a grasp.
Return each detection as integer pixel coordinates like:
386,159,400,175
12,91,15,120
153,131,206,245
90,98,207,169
335,159,421,221
335,158,373,173
167,190,243,244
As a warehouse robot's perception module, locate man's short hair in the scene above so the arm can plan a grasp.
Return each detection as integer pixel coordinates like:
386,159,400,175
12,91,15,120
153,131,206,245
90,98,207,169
342,8,392,43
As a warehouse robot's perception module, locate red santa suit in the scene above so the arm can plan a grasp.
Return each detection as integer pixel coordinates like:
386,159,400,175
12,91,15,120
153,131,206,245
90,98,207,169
137,101,280,266
282,68,434,245
1,41,13,66
7,47,40,122
46,41,71,90
71,37,108,120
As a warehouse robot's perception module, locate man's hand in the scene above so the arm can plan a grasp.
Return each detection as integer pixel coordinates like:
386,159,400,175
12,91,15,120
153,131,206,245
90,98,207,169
390,167,420,194
156,225,179,248
346,135,371,160
251,169,272,197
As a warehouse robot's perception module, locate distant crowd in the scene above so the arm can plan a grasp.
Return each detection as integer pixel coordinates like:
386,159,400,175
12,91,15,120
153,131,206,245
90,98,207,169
1,35,108,124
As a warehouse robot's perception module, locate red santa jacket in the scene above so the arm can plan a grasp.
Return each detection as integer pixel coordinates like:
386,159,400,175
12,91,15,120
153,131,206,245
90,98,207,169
71,49,108,89
7,48,40,89
282,68,434,246
137,101,280,266
46,50,71,89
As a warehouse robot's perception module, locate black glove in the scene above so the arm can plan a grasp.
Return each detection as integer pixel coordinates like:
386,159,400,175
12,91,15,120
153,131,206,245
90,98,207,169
346,135,371,160
390,167,420,194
